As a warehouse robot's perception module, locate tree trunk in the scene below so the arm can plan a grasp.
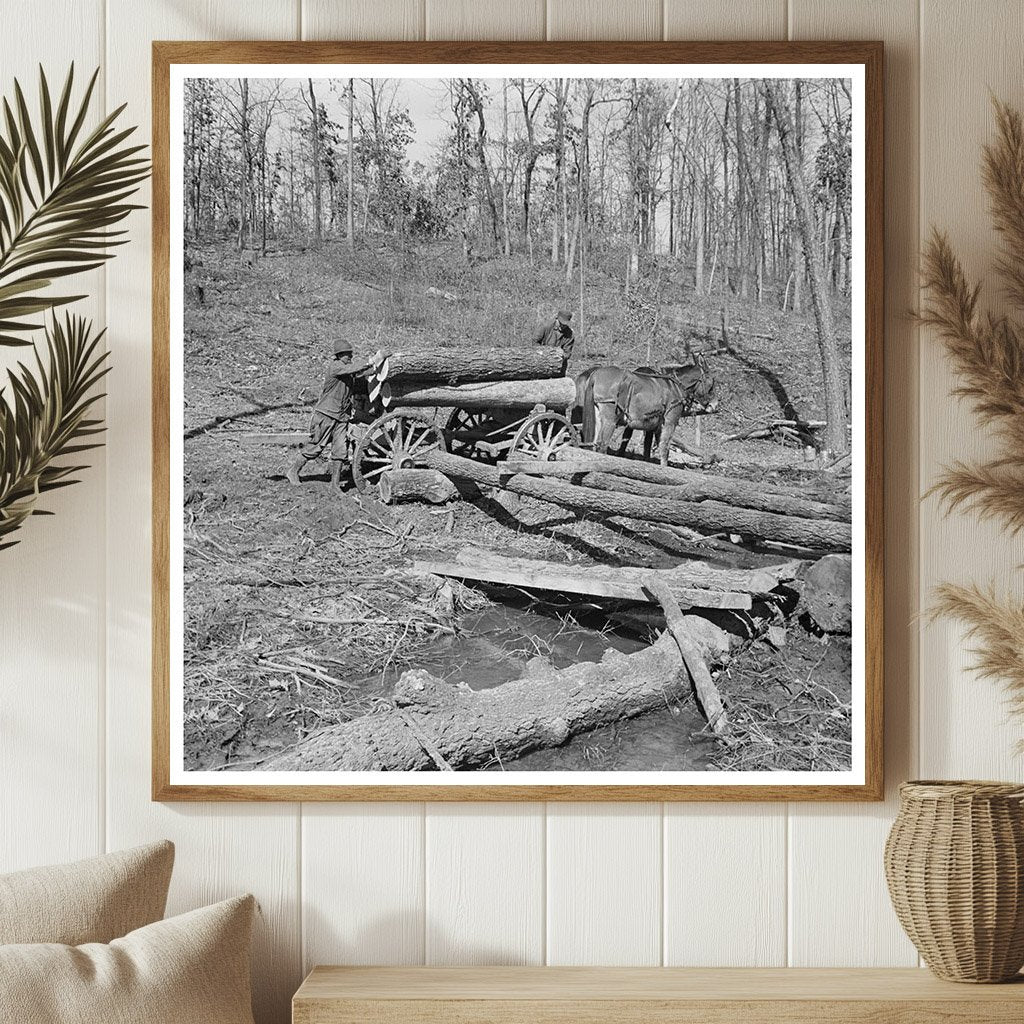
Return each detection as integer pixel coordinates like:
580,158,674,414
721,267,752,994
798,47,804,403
307,78,322,246
346,78,355,250
424,450,851,551
236,78,250,251
379,469,458,505
763,80,848,455
382,377,576,411
263,621,749,772
373,348,566,386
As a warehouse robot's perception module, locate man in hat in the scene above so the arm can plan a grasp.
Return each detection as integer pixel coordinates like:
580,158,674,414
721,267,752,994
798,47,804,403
531,309,575,371
286,338,358,491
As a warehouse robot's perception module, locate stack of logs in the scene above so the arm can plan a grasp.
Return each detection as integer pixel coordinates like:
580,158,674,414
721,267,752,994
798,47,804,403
412,446,851,554
366,347,574,411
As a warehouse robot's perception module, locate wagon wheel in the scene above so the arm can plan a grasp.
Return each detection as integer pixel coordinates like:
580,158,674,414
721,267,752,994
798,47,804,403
352,411,445,493
445,408,493,459
510,410,580,462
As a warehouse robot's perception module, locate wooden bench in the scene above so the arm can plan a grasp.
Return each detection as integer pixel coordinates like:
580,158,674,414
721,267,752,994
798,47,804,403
293,966,1024,1022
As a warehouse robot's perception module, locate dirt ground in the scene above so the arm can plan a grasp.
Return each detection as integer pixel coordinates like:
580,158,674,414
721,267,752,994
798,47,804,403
182,239,853,774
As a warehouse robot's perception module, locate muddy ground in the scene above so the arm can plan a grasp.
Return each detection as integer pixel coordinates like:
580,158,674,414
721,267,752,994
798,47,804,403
182,239,853,774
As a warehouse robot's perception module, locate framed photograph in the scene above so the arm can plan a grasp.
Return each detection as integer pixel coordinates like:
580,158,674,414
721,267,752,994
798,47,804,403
153,41,883,801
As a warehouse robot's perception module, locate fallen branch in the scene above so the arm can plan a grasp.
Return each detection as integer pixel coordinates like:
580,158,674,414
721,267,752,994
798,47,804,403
644,576,730,735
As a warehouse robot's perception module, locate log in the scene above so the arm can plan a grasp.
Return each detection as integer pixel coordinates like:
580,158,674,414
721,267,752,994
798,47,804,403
424,450,852,552
261,619,746,772
415,558,753,610
644,576,730,735
379,469,458,505
382,376,576,411
801,554,853,634
556,446,851,514
503,458,848,521
373,348,565,387
580,471,847,523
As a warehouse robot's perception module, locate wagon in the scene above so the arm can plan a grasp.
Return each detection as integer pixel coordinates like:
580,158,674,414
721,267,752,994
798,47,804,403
348,379,580,493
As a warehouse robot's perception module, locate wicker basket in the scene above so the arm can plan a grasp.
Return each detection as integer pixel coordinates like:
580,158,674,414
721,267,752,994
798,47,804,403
885,780,1024,982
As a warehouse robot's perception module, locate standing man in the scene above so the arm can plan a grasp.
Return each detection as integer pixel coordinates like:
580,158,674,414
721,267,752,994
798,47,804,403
531,308,575,371
286,338,358,491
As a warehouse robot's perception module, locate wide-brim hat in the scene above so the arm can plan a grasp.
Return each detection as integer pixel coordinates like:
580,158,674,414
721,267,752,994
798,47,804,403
556,309,572,323
333,339,354,356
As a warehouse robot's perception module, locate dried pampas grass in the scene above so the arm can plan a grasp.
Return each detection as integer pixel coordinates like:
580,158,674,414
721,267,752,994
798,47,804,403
922,99,1024,720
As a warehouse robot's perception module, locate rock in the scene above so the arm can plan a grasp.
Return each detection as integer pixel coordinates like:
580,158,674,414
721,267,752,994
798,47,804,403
801,554,852,634
767,625,787,648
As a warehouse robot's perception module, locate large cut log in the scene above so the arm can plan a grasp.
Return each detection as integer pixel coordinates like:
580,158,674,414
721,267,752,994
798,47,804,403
379,469,458,505
579,471,847,523
423,449,852,552
801,554,853,634
261,618,745,772
502,459,847,521
382,376,576,410
373,347,565,386
554,446,851,514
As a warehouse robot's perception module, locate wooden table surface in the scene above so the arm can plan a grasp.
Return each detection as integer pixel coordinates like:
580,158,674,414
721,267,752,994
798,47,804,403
293,966,1024,1023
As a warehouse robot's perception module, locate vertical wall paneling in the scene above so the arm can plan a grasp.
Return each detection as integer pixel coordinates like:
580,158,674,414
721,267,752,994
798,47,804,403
302,0,425,40
302,804,425,970
786,0,921,968
546,803,662,965
664,805,787,966
918,0,1024,779
0,1,106,874
425,804,544,964
663,0,787,40
425,0,545,42
546,0,663,41
659,0,787,970
103,4,302,1022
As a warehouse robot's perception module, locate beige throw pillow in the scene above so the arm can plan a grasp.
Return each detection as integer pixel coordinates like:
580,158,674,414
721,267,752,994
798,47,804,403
0,840,174,945
0,894,256,1024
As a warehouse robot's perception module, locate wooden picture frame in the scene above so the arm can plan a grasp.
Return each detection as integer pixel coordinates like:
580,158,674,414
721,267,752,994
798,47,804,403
153,40,883,801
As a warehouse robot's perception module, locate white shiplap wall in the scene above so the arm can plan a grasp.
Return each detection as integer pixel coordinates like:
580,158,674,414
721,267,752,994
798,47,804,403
4,2,1024,1021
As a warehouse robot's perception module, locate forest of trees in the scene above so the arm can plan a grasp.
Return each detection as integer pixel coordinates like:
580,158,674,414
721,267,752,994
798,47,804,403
183,75,854,452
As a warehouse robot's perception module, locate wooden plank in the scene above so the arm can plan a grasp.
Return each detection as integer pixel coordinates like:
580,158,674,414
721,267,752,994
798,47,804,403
0,0,106,876
413,559,754,609
303,805,426,970
918,0,1024,778
663,0,786,39
788,0,921,970
425,804,544,965
294,965,1024,1001
546,805,662,965
425,0,544,40
547,0,662,40
302,0,425,39
105,5,303,1024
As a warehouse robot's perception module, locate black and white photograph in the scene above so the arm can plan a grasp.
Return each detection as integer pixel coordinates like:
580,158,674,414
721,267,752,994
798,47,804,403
164,56,874,795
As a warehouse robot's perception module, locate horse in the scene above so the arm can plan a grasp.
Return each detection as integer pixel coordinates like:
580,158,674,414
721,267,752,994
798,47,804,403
615,355,717,466
576,365,627,448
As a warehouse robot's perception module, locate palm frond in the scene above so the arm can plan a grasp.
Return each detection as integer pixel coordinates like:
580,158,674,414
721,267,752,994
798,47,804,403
0,64,149,347
931,582,1024,719
0,313,109,548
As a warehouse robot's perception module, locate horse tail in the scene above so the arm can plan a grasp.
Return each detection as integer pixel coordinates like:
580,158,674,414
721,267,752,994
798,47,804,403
582,375,596,445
